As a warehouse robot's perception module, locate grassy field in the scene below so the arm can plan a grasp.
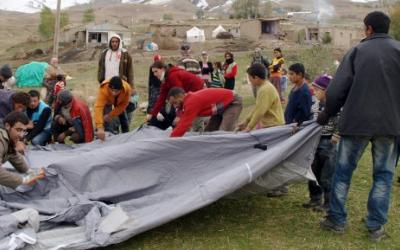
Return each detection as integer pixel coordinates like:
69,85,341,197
48,50,400,250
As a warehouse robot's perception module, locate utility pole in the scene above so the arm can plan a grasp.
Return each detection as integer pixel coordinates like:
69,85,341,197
53,0,61,58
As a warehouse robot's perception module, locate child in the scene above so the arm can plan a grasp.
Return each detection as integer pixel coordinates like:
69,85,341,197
210,61,225,88
53,74,66,99
284,63,313,126
269,48,285,100
280,68,288,103
303,75,339,212
238,63,284,131
267,63,312,198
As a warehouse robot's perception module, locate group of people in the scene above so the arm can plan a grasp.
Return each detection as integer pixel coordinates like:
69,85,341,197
0,10,398,243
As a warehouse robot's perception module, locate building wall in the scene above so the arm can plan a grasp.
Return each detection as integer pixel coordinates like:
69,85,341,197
240,20,261,41
320,27,363,49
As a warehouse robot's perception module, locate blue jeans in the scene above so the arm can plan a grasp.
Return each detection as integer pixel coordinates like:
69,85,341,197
328,136,397,230
31,130,52,146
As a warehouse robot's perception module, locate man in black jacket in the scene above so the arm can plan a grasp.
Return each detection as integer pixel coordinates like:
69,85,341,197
318,11,400,242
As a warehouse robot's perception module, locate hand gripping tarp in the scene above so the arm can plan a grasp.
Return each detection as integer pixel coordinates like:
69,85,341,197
0,122,321,249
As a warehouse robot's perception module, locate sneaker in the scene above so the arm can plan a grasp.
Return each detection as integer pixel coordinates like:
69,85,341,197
368,227,385,242
313,203,329,212
320,217,344,233
302,199,322,209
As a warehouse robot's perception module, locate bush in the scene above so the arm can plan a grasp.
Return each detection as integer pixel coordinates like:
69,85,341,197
390,3,400,40
296,45,336,78
321,32,332,44
82,8,95,24
38,6,69,38
163,14,173,21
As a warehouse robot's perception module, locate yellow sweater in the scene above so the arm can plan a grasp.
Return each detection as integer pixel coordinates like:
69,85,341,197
246,81,284,129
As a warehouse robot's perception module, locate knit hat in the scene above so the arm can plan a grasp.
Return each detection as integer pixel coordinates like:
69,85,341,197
312,75,331,90
108,76,123,90
58,90,73,106
0,64,12,80
153,54,162,62
180,43,191,51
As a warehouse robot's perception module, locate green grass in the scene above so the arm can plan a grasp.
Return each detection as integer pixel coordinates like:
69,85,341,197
40,51,400,250
101,151,400,250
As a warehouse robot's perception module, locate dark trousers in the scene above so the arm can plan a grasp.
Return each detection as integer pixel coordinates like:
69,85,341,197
308,137,337,204
224,78,235,90
104,105,129,134
205,94,243,132
52,120,84,144
149,105,176,130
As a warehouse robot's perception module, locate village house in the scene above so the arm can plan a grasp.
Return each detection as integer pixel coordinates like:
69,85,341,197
240,18,285,41
60,22,132,48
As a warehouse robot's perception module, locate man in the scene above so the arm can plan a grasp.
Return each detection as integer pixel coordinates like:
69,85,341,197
97,33,135,130
98,34,134,86
26,90,52,146
168,87,242,137
0,64,13,89
238,63,284,132
53,90,94,144
0,90,30,126
177,43,201,75
44,57,65,106
94,76,132,141
318,12,400,242
0,111,45,189
148,61,204,130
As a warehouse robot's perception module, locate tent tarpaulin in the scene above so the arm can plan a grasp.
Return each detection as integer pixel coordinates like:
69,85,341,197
15,62,48,88
186,26,205,43
0,123,321,249
212,25,227,38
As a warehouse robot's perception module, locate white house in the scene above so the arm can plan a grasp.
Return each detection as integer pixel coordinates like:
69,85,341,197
186,26,205,43
212,25,226,38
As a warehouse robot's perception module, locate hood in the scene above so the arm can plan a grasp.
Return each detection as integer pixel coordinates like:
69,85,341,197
108,33,123,51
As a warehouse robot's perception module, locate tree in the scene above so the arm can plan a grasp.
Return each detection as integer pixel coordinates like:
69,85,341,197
262,0,273,17
82,8,95,24
297,45,336,78
38,6,54,38
38,6,69,38
231,0,260,19
390,2,400,40
196,8,205,20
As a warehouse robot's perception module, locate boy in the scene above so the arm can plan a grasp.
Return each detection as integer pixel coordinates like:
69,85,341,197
268,63,312,198
238,63,284,132
26,90,52,146
303,75,339,212
284,63,313,126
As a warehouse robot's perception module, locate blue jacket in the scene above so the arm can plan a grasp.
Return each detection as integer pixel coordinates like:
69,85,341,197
284,83,312,125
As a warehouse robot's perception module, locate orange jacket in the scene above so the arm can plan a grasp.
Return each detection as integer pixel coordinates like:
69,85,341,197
94,79,132,129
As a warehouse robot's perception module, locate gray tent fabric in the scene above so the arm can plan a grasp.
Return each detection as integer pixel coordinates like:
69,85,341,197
0,122,321,249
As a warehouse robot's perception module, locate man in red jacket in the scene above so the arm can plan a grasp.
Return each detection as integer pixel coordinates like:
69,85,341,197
168,87,242,137
52,90,94,143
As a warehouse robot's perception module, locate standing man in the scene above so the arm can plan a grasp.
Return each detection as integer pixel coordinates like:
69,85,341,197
98,33,135,129
318,12,400,241
94,76,131,141
177,43,201,76
26,90,52,146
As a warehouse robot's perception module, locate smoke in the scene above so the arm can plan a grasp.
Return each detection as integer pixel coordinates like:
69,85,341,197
314,0,335,21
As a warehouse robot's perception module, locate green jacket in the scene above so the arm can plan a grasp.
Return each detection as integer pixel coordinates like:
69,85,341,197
0,129,29,189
